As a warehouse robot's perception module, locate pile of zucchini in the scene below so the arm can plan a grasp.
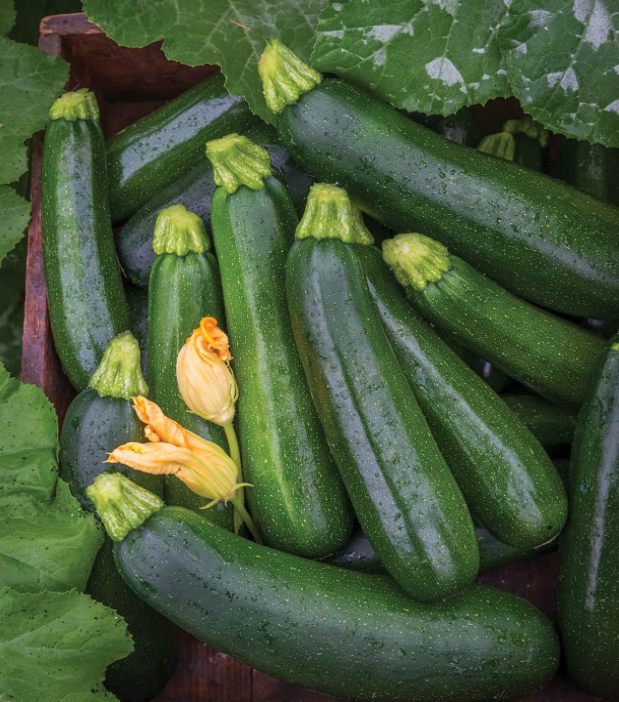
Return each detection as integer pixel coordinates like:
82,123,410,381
40,40,619,702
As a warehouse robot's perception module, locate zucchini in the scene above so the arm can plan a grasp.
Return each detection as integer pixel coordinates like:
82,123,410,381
502,395,577,454
89,474,560,702
383,233,605,408
561,138,619,207
106,74,257,222
286,184,478,601
41,89,130,391
557,334,619,696
359,245,567,548
117,123,312,288
146,204,234,529
258,41,619,319
124,281,148,377
59,333,178,702
206,135,352,558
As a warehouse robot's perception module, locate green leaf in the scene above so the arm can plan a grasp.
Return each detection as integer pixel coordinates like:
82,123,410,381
313,0,512,116
0,487,103,594
0,362,58,506
0,0,15,38
0,187,30,263
0,133,28,185
11,0,83,45
0,588,132,701
0,302,23,378
83,0,326,123
500,0,619,146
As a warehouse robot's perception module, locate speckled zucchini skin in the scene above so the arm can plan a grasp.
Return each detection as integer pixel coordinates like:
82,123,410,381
557,335,619,696
405,255,605,408
277,79,619,318
210,177,352,558
114,507,559,702
358,246,567,548
41,115,130,391
107,74,257,222
561,139,619,206
287,237,478,601
502,395,577,454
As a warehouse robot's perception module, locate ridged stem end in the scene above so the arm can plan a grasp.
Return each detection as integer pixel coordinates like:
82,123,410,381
206,133,272,194
295,183,374,245
477,132,516,161
86,473,164,542
88,331,148,401
49,89,100,121
382,233,450,291
153,204,210,256
258,39,322,114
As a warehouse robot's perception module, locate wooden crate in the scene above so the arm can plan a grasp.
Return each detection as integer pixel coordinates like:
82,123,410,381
22,13,600,702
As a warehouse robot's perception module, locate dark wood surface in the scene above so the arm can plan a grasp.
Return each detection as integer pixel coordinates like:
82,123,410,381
22,12,605,702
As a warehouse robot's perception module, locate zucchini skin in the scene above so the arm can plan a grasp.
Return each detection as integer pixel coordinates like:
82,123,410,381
124,282,148,378
117,125,312,288
107,74,257,222
114,508,559,702
41,116,130,391
560,139,619,207
147,251,233,529
407,256,605,408
557,335,619,696
358,246,567,548
502,394,577,454
211,179,352,557
287,238,478,601
277,79,619,318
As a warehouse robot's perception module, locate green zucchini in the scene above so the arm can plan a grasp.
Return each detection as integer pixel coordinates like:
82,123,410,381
561,138,619,207
146,204,233,529
383,233,605,409
90,474,559,702
41,89,130,391
124,281,148,377
106,74,258,222
359,244,567,548
557,334,619,696
206,135,352,558
286,184,478,601
502,395,577,454
433,107,479,147
117,122,312,288
59,333,178,702
259,41,619,319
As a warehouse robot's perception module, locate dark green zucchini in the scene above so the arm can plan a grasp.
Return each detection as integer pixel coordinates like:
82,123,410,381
557,334,619,696
124,281,148,378
146,204,233,529
106,74,258,222
206,136,352,558
59,332,178,702
561,138,619,207
358,245,566,548
259,41,619,319
502,395,577,454
286,184,478,601
383,233,605,408
433,107,479,147
41,89,130,391
88,473,560,702
117,122,312,288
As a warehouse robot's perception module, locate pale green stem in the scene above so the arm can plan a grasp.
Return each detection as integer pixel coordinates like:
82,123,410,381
231,496,263,545
225,422,245,534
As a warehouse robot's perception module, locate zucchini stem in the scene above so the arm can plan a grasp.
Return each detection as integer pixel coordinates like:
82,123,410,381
224,422,246,534
153,204,210,257
206,133,272,194
89,331,148,401
231,495,263,545
382,233,451,291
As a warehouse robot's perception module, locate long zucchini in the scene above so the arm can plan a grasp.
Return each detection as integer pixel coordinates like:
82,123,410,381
286,184,478,601
88,473,560,702
146,204,233,529
206,136,352,558
561,138,619,207
557,334,619,696
258,41,619,319
383,233,605,408
106,74,257,222
359,245,567,548
41,89,130,391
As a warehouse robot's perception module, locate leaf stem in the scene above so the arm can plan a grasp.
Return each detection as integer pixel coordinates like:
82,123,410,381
231,496,263,545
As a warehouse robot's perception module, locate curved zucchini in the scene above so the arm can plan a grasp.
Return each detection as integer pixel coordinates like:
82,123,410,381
106,74,257,222
259,41,619,319
59,333,178,702
557,334,619,696
41,89,130,391
206,135,352,558
383,233,605,408
88,474,560,702
286,184,478,601
502,395,577,454
561,139,619,207
358,245,567,548
146,205,233,529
